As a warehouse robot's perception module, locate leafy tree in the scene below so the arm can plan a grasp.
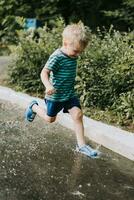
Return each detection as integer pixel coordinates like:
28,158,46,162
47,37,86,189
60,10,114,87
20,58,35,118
0,0,60,44
57,0,134,30
57,0,103,28
57,0,125,29
0,0,134,45
103,0,134,30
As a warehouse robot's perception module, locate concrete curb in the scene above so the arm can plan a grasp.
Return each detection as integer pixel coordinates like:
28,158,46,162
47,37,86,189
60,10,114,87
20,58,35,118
0,86,134,161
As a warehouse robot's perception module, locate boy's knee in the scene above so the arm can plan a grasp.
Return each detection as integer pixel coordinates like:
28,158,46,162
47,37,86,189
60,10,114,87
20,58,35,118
73,110,83,121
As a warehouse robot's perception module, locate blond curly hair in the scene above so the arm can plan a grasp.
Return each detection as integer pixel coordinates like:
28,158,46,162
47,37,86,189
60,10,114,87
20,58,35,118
62,21,90,48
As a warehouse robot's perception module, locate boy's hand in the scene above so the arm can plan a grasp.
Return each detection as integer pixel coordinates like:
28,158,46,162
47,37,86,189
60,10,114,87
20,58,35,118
45,85,56,95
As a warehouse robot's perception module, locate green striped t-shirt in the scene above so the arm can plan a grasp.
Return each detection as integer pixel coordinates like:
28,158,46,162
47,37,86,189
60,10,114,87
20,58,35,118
44,48,78,102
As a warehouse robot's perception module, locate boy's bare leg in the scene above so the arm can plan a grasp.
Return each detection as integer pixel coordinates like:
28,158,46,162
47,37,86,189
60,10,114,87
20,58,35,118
31,104,99,157
32,104,56,123
68,107,85,147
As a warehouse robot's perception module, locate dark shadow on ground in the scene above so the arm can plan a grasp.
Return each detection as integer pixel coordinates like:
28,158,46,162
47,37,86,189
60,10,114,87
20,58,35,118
0,100,134,200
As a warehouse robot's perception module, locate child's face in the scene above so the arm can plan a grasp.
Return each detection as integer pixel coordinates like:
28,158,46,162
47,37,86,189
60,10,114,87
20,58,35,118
64,41,85,58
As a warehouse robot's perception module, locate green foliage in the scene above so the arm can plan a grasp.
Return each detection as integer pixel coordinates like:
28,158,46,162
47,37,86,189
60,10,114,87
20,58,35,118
76,27,134,124
57,0,103,28
9,18,64,94
1,0,134,47
0,0,134,54
9,20,134,128
0,0,60,21
0,16,23,45
0,0,60,46
103,0,134,29
114,90,134,121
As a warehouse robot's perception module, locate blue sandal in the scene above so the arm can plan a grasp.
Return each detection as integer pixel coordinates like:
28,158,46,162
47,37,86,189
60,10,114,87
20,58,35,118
76,144,100,158
25,100,38,122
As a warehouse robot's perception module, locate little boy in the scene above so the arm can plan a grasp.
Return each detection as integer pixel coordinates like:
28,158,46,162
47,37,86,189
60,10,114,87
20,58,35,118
25,22,99,158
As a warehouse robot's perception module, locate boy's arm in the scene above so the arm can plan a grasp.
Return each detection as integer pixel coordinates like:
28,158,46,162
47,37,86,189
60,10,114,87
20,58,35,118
40,68,56,95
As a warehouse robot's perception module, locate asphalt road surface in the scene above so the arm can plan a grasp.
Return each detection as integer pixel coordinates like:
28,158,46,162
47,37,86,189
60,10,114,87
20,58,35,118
0,100,134,200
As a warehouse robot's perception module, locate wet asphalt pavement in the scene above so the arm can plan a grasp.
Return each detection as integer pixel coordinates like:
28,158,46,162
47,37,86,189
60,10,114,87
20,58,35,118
0,100,134,200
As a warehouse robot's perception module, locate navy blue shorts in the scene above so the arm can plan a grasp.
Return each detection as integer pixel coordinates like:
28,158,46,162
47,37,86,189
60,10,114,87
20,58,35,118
44,96,81,117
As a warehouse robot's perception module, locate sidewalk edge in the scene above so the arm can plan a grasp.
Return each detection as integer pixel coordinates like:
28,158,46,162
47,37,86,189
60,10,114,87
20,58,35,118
0,86,134,161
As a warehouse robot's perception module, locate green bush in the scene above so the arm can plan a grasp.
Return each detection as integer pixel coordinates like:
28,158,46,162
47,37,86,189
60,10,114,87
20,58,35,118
9,18,64,95
114,90,134,122
77,28,134,106
9,21,134,127
76,28,134,125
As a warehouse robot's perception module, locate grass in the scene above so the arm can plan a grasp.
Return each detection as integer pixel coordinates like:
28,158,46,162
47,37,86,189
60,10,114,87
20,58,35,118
83,107,134,133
